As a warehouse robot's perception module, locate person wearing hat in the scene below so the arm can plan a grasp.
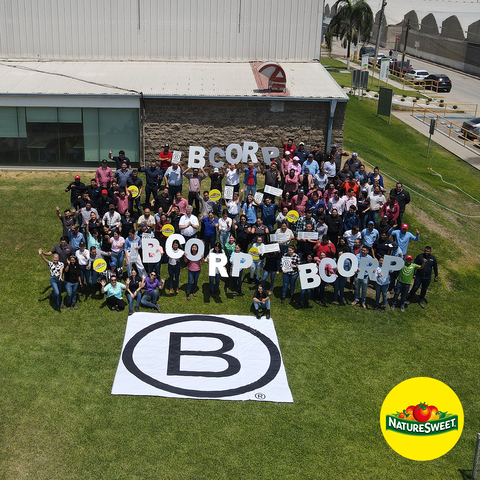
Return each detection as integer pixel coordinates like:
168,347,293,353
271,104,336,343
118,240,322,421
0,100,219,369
95,159,113,188
158,144,172,186
293,142,309,164
361,221,379,252
108,149,131,170
344,152,362,175
65,175,85,209
391,254,426,312
389,223,420,258
287,156,302,177
281,150,293,180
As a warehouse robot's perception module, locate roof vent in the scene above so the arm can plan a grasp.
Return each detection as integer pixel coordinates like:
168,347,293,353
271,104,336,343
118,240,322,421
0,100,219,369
258,62,287,92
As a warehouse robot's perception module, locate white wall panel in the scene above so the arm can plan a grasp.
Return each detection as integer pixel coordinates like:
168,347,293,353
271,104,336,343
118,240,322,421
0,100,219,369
0,0,323,61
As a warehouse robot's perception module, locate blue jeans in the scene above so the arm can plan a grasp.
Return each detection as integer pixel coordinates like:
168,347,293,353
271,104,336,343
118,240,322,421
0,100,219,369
254,299,270,310
245,184,256,196
168,263,181,289
209,273,221,293
408,276,431,302
111,250,124,271
127,291,142,310
261,270,276,290
132,195,143,216
392,281,410,308
80,265,89,288
282,273,298,298
333,276,347,301
250,259,263,280
354,277,368,304
219,230,230,248
65,281,79,306
187,270,200,295
232,273,243,292
300,288,311,304
50,276,62,308
141,290,159,308
375,283,389,307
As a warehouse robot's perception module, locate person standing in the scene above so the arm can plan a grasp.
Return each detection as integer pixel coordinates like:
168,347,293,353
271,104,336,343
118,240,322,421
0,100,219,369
391,255,426,312
158,144,172,186
108,149,131,170
407,246,438,308
184,167,207,216
389,182,411,226
374,257,390,312
281,245,300,304
95,159,113,188
139,159,162,206
64,255,82,310
351,246,373,309
39,249,64,311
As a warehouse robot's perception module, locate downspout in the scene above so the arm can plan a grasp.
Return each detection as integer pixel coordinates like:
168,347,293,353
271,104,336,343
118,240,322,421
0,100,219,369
325,99,337,153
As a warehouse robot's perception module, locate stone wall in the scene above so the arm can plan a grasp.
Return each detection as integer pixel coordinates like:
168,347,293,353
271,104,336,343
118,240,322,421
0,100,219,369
143,98,346,161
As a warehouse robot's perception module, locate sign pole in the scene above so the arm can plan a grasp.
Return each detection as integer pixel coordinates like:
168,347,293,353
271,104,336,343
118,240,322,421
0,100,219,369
427,118,436,158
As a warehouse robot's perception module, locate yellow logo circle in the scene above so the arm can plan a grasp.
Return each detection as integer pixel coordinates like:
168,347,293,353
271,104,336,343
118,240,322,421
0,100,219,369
93,258,107,272
286,210,299,222
249,246,260,261
127,185,139,198
380,377,463,461
209,189,221,201
161,224,175,236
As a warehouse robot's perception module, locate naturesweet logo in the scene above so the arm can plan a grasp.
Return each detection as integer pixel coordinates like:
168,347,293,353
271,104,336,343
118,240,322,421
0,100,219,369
380,378,464,461
386,402,458,436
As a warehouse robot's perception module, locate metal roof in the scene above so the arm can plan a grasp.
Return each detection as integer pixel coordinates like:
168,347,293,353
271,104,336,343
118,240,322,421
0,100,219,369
0,61,348,101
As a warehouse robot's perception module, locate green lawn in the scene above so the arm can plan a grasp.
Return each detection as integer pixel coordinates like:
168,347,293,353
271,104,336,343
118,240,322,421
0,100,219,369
1,96,480,479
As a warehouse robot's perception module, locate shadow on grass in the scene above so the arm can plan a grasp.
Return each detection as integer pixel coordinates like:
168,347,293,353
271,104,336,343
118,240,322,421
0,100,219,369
458,469,474,479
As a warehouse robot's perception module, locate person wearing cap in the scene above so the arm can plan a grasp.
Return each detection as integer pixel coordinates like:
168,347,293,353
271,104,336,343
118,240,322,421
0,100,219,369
281,150,293,179
372,231,394,259
209,165,224,191
375,215,391,236
407,246,439,309
389,182,411,226
102,204,122,232
389,223,420,258
139,159,162,206
361,221,379,251
96,160,113,188
158,144,172,185
391,254,426,312
65,175,85,209
164,159,184,197
329,143,346,173
344,152,362,175
126,169,143,216
97,189,115,217
109,149,131,170
287,156,302,177
293,142,309,164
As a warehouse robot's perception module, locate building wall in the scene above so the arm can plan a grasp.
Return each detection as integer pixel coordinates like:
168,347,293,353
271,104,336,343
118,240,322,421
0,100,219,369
143,99,346,160
0,0,323,62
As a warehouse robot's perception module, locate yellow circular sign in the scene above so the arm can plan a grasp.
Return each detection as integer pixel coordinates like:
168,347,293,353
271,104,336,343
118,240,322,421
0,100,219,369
380,377,463,461
209,189,221,201
93,258,107,272
127,185,139,198
286,210,299,222
161,224,175,236
249,246,260,261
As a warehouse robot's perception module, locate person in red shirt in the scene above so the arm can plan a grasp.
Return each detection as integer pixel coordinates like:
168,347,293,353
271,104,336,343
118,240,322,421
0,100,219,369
314,235,336,259
340,175,360,197
158,144,173,187
381,196,400,225
281,136,296,156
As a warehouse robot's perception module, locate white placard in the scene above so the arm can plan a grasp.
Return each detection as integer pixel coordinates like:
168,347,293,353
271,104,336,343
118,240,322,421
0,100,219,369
112,313,294,403
297,231,319,240
172,151,182,163
224,185,234,200
281,256,293,273
257,243,280,254
264,185,283,197
270,233,291,243
254,192,264,204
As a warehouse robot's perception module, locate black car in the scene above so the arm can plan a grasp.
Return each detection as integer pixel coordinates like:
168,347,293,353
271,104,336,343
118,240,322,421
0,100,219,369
424,74,452,93
461,117,480,140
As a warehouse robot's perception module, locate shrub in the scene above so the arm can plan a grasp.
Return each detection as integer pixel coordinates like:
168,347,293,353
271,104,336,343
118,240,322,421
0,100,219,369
400,98,405,102
374,93,379,98
453,105,458,109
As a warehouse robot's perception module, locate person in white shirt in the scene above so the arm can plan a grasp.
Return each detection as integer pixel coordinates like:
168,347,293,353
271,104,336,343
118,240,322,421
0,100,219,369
323,157,336,179
179,205,199,240
218,209,233,246
368,185,386,223
225,163,240,192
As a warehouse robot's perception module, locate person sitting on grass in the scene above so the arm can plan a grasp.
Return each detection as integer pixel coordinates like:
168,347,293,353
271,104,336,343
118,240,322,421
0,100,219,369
100,275,126,312
253,284,270,319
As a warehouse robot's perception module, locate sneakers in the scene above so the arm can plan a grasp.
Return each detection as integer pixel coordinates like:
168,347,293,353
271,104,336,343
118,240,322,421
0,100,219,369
281,298,285,304
72,303,78,310
128,309,134,316
186,295,191,301
175,288,179,294
419,301,425,309
256,311,261,319
381,306,386,313
400,307,405,312
351,301,358,306
405,300,411,306
268,290,273,295
114,305,120,312
155,304,161,313
390,305,395,311
134,306,139,312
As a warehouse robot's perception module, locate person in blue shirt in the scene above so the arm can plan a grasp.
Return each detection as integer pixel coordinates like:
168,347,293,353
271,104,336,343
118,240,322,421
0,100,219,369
243,160,258,196
139,160,162,206
257,197,278,233
389,223,419,257
361,221,379,251
293,142,309,164
301,154,319,176
352,245,373,308
68,225,85,250
201,211,219,253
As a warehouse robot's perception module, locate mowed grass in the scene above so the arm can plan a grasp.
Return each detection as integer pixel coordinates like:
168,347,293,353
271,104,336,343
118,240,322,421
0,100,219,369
1,97,480,479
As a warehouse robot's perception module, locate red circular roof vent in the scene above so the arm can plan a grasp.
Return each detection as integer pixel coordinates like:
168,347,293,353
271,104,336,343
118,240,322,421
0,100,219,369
258,62,287,92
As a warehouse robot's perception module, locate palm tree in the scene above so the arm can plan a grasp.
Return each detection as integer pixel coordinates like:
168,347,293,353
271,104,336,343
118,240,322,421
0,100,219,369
327,0,374,70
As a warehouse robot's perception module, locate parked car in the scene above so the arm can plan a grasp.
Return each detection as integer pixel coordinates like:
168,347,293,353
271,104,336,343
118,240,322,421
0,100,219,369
389,60,412,76
461,117,480,140
424,74,452,92
360,46,375,57
405,69,429,83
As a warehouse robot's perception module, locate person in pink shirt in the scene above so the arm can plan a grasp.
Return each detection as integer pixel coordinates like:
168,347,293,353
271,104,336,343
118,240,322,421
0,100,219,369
287,156,302,176
281,151,292,177
284,169,299,194
95,159,113,188
292,189,308,216
168,192,188,215
113,189,132,215
381,195,400,224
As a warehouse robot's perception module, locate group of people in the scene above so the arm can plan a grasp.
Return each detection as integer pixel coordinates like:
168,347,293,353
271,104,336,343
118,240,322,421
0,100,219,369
39,141,438,316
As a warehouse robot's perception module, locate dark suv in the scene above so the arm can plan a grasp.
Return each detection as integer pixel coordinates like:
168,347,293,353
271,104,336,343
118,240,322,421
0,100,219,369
424,74,452,93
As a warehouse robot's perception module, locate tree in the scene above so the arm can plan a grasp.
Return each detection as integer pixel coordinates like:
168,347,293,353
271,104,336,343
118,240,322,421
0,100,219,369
327,0,374,70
